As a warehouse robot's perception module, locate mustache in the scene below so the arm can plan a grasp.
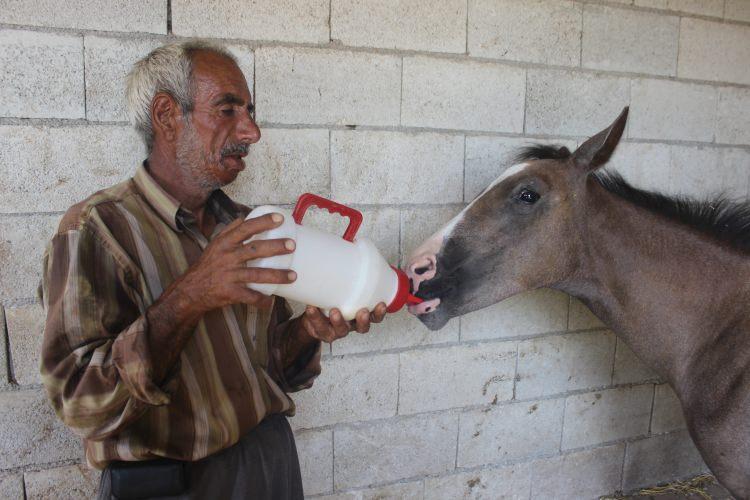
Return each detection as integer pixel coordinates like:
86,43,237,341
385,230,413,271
221,143,250,157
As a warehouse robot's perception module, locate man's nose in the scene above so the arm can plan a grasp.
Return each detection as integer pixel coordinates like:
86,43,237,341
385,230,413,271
237,108,261,144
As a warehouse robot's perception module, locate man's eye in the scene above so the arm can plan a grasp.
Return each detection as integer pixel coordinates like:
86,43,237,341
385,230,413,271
221,108,235,116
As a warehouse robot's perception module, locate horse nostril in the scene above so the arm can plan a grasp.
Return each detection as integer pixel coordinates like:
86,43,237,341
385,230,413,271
415,266,430,275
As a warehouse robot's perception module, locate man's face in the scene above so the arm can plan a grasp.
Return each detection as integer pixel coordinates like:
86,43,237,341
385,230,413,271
175,50,260,191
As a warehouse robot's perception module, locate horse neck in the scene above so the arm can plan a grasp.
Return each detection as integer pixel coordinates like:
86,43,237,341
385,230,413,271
556,180,750,387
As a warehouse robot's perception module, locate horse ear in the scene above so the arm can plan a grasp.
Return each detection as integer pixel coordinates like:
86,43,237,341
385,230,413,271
571,107,628,171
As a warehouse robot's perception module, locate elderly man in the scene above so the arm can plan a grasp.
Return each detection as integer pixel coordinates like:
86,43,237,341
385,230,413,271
40,40,386,499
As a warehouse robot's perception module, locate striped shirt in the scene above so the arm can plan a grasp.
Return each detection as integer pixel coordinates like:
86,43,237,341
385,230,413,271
40,164,321,469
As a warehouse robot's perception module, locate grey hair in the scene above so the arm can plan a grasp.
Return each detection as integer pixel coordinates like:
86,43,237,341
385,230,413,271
125,40,237,151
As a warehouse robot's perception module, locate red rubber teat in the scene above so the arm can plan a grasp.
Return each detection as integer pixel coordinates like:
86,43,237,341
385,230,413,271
406,294,424,305
387,267,423,313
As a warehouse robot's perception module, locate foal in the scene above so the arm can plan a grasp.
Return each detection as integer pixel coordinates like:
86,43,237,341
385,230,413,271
406,108,750,497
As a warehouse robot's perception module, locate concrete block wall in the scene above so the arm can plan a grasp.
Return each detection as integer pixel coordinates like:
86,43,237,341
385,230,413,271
1,0,748,498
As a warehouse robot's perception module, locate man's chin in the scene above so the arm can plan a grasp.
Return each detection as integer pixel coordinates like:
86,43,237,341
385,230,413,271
215,158,246,186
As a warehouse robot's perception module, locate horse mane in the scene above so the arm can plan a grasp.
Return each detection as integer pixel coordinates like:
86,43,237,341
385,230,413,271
593,171,750,253
513,143,750,253
513,143,572,163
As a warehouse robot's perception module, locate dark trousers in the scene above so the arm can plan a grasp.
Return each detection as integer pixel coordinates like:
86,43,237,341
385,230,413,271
98,414,304,500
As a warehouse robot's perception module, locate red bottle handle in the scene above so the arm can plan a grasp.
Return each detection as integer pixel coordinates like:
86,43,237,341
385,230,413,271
292,193,363,242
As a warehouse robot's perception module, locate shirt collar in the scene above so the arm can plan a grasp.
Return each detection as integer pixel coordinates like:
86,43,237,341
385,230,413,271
133,162,241,232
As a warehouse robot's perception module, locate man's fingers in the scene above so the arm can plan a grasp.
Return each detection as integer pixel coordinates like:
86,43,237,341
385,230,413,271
328,309,352,338
239,238,295,261
301,316,322,341
236,267,297,285
303,307,337,343
370,302,387,324
227,213,285,244
354,308,370,334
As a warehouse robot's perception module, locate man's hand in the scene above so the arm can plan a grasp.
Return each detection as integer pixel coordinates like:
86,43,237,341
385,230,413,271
300,303,387,343
176,213,296,316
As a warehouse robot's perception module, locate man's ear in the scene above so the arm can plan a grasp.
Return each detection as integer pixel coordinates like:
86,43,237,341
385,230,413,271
151,92,181,144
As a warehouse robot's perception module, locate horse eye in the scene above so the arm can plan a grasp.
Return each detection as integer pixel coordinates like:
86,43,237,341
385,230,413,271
518,188,540,204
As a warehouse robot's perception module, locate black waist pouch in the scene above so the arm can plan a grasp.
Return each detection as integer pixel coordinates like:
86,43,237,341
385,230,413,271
110,458,187,499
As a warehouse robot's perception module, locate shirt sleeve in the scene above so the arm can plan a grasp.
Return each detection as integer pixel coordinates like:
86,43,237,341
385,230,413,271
40,222,180,441
266,298,322,393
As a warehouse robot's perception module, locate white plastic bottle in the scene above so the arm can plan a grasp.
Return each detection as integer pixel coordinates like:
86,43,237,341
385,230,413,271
243,193,422,320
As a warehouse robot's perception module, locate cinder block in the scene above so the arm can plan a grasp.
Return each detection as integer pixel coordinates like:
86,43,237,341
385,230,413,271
613,338,660,385
402,56,526,133
468,0,581,66
525,70,630,136
255,48,401,126
399,341,516,414
172,0,328,43
317,481,423,500
224,128,329,206
629,79,717,142
568,297,606,330
290,354,398,429
0,0,166,33
622,431,708,490
0,30,84,119
530,445,625,500
716,148,750,200
331,307,459,356
331,131,464,204
294,429,332,496
331,0,466,53
465,136,577,201
670,146,750,201
458,398,564,467
651,383,686,434
84,36,163,122
665,0,724,17
423,462,532,499
725,0,750,22
333,413,458,489
0,215,62,302
5,303,45,386
0,389,82,469
400,205,465,265
716,87,750,145
562,385,653,450
635,0,724,15
0,473,23,500
582,5,679,76
516,330,615,399
461,289,569,342
605,142,672,193
24,464,99,500
0,125,143,213
678,18,750,86
634,0,668,7
0,307,8,386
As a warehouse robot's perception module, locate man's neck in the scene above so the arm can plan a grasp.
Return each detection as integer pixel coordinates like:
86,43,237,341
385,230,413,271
146,146,212,213
146,146,216,236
